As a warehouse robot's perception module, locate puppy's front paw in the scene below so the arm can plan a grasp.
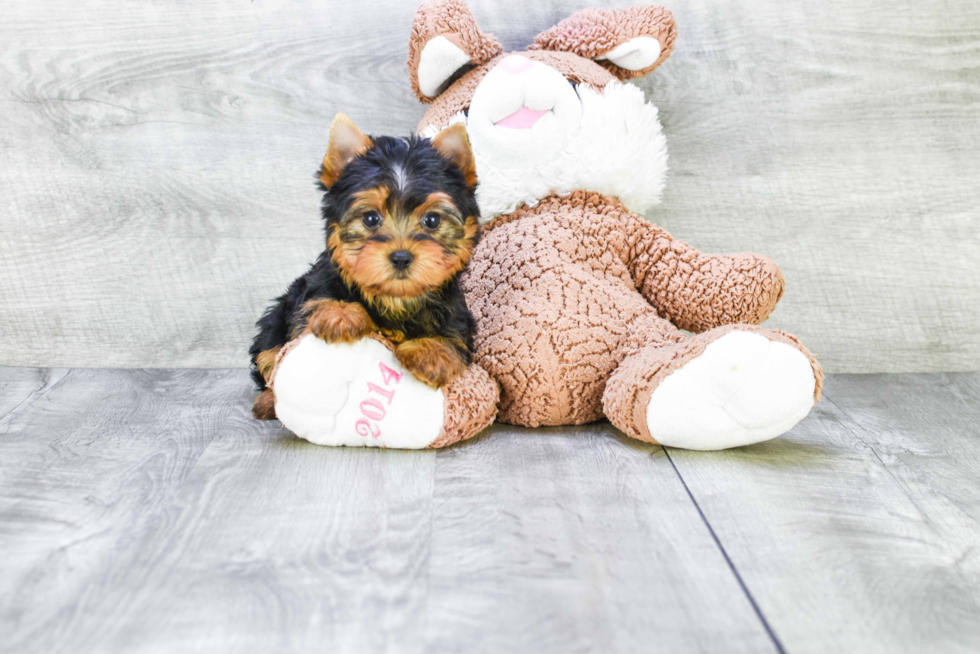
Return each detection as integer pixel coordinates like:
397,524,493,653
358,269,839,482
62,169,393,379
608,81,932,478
395,338,468,389
303,299,375,343
252,388,277,420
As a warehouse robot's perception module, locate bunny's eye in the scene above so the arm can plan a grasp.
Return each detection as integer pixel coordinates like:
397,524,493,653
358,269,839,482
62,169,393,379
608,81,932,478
362,211,382,229
422,212,442,230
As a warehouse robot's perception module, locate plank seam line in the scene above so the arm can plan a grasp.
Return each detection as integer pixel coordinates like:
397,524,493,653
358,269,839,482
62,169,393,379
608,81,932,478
819,392,946,532
662,447,787,654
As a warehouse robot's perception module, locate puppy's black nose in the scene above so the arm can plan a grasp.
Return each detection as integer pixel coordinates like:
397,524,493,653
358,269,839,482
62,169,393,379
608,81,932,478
389,250,414,271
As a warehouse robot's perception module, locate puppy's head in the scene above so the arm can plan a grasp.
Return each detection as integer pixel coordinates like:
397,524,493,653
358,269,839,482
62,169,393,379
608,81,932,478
318,114,480,300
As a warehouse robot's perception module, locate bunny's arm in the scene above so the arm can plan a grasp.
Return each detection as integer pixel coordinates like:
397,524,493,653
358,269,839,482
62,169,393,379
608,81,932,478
621,212,785,333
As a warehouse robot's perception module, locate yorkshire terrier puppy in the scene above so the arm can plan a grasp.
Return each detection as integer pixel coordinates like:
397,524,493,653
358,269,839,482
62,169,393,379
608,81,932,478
249,113,481,420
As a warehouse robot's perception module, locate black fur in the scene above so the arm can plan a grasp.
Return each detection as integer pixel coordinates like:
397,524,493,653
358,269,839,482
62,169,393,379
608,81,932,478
249,134,480,390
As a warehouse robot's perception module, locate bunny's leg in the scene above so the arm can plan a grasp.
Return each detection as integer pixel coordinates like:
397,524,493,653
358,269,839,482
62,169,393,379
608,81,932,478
603,315,822,450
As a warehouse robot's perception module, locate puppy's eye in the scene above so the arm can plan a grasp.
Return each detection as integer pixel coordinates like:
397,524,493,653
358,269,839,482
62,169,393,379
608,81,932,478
422,212,442,230
362,211,382,229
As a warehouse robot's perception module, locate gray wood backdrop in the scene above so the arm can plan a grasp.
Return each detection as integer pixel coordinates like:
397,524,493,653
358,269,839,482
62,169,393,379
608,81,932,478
1,0,978,372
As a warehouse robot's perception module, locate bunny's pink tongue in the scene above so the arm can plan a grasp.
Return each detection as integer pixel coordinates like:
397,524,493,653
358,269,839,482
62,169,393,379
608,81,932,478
495,107,548,129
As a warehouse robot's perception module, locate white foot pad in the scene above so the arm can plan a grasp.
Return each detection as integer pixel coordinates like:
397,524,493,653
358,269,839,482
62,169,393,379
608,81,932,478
273,334,445,448
646,331,816,450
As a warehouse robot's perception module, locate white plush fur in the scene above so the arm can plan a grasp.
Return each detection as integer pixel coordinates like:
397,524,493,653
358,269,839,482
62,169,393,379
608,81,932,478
274,335,445,449
422,76,668,221
417,36,471,98
645,332,817,450
597,36,662,71
465,57,584,169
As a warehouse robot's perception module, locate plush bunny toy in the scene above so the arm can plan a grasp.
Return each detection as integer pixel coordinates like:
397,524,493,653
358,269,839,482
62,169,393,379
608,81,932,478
266,0,823,450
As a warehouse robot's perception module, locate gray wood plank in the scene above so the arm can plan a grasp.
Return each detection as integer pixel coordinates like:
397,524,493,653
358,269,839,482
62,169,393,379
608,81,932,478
0,368,441,654
664,373,980,654
6,369,980,652
1,0,979,372
0,367,777,654
0,367,70,421
424,423,778,654
88,414,438,654
0,368,246,654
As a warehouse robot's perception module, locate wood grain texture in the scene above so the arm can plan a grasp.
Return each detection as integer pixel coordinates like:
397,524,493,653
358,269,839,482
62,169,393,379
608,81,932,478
424,424,777,653
0,367,778,654
0,0,978,372
665,373,980,653
2,367,980,651
0,368,245,653
0,367,70,421
89,419,438,654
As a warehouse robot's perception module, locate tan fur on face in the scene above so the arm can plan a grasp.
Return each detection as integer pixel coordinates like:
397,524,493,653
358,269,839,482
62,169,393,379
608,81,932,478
349,186,390,216
352,238,453,297
412,192,458,221
395,337,468,388
329,188,479,305
411,192,478,260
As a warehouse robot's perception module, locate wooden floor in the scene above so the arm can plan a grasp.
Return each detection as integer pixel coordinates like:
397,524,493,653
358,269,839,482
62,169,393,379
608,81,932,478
1,369,979,653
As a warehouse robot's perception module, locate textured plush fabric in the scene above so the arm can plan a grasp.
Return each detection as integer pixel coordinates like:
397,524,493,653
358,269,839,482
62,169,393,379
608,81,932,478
460,191,808,428
408,0,503,102
625,209,787,333
428,361,499,448
529,5,677,80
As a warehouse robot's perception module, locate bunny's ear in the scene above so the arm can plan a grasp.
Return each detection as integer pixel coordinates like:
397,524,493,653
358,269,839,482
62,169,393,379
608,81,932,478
408,0,503,102
529,5,677,80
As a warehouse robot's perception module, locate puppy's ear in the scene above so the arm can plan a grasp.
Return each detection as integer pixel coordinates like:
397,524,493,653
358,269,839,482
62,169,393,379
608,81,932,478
431,123,477,188
320,113,372,188
530,5,677,80
408,0,502,102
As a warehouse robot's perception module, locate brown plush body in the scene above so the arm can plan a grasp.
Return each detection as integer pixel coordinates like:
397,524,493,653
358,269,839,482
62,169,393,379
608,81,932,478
463,191,813,429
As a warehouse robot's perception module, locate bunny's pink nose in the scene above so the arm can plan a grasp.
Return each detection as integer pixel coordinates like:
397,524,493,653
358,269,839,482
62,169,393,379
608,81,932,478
497,54,533,74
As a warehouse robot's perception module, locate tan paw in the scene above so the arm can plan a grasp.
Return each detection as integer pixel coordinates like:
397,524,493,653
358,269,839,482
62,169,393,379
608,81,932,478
255,347,280,384
252,388,277,420
303,299,375,344
395,337,468,389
